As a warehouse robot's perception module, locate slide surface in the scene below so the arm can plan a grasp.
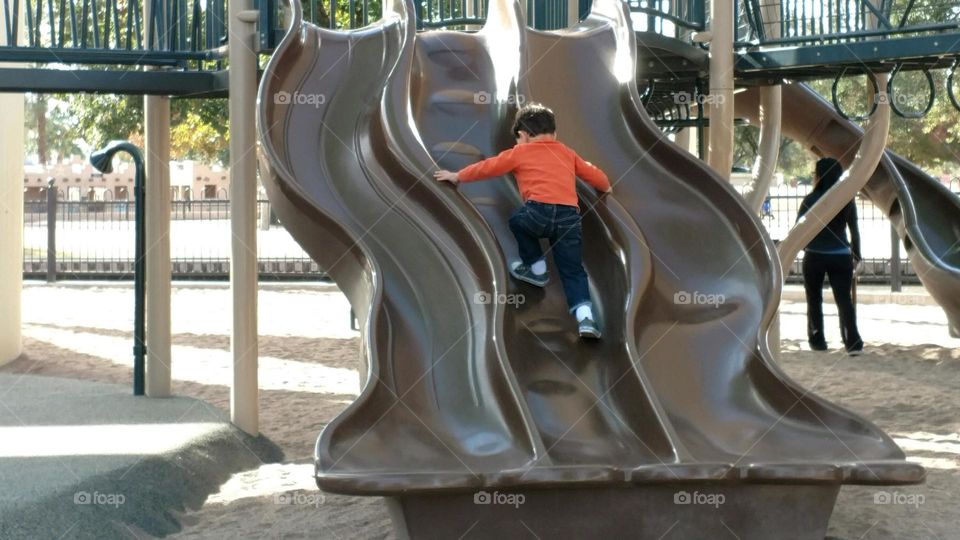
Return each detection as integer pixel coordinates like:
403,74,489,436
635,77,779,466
737,84,960,338
257,0,922,495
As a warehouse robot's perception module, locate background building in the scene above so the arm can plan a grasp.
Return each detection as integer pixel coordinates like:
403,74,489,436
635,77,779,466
23,156,229,201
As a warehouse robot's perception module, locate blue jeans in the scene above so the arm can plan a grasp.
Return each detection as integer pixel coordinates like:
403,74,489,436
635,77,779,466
508,201,591,312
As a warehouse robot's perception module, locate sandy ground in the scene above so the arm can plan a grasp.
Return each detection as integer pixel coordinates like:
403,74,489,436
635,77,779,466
3,282,958,539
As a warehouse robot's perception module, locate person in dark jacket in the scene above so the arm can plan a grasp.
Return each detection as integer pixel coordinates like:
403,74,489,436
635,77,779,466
798,157,864,355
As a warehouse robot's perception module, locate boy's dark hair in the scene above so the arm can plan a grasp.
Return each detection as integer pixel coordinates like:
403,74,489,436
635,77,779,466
512,103,556,138
814,157,843,192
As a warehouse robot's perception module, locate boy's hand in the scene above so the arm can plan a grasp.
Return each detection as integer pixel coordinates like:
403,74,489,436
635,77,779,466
433,169,459,184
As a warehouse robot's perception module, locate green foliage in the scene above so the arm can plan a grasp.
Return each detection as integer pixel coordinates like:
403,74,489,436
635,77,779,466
735,72,960,182
170,101,230,163
301,0,384,28
734,123,817,184
65,92,145,151
810,74,960,176
24,94,83,163
25,91,229,164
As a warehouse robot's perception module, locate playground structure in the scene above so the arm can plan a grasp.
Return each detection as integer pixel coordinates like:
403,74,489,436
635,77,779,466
256,0,949,536
2,0,960,535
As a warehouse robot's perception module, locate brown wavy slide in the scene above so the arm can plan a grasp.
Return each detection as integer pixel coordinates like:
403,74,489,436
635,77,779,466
257,0,924,537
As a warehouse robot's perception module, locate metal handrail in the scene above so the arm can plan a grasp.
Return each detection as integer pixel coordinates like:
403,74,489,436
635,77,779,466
737,0,960,46
628,0,706,32
1,0,227,65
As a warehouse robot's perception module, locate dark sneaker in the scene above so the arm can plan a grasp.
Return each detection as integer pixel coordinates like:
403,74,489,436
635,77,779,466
578,318,601,339
509,261,548,287
809,341,828,352
846,345,863,356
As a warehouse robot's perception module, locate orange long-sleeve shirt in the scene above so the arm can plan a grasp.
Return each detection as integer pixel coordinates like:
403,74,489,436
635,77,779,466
457,139,611,207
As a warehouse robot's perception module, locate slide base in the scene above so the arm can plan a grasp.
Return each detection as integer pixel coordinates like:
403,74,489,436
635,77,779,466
386,483,839,539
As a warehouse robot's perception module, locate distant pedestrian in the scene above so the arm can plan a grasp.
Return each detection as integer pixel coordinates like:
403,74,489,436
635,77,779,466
798,157,864,356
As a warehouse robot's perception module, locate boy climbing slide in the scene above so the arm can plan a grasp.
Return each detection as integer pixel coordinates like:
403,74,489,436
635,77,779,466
434,103,612,339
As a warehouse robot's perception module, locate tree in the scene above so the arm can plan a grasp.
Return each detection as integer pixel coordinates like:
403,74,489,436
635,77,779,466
24,94,83,163
46,91,230,164
734,123,815,183
811,74,960,177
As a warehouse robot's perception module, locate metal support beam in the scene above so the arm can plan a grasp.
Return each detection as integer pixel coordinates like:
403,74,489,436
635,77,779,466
736,32,960,75
0,68,229,96
890,223,902,292
229,0,259,436
707,0,734,180
743,0,782,213
141,0,172,397
744,86,781,211
45,180,56,283
145,95,172,397
0,0,24,365
0,47,223,64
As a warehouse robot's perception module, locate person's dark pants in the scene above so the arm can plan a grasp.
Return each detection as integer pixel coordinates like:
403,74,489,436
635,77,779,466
802,251,863,350
508,201,591,312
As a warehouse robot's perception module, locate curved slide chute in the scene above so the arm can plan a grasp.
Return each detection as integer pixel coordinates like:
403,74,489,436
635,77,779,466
257,0,922,536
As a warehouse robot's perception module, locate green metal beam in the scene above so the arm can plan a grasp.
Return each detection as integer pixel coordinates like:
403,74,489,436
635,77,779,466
0,46,223,65
736,32,960,75
0,68,229,96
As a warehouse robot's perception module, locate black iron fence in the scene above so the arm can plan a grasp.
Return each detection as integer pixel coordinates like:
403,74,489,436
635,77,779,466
23,192,324,280
23,180,960,284
744,178,960,285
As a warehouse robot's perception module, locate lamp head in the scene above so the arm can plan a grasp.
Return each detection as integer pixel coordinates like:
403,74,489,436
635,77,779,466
89,140,130,174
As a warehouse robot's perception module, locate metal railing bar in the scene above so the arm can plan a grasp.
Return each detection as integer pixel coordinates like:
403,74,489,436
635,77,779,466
191,0,200,51
744,20,960,46
125,0,134,49
630,6,706,30
2,0,9,45
111,0,121,48
860,0,892,29
897,0,915,28
90,0,98,47
46,0,54,46
69,0,78,47
24,0,34,46
0,45,227,62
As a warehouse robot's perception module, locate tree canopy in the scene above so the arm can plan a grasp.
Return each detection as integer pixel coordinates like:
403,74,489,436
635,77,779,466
26,92,229,165
734,72,960,183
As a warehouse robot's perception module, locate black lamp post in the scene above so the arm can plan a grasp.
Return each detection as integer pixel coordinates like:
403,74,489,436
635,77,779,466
90,141,146,396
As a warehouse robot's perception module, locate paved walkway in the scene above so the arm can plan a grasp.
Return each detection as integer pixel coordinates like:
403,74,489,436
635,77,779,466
0,374,282,539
